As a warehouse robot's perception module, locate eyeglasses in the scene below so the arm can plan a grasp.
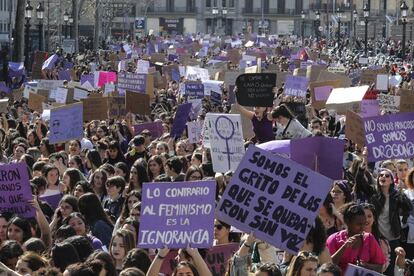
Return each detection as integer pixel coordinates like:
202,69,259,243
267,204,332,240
214,224,224,230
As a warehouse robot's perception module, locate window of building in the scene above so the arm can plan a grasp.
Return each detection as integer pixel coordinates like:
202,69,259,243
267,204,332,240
187,0,195,12
295,0,303,14
206,0,211,7
222,0,226,7
277,0,285,14
264,0,269,14
245,0,253,13
228,0,234,7
166,0,174,12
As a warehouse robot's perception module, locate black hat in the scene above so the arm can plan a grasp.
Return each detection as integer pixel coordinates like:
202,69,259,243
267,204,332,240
132,135,145,146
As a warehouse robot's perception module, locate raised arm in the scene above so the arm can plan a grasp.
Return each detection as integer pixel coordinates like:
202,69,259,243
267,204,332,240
28,196,52,248
186,246,213,276
146,247,170,276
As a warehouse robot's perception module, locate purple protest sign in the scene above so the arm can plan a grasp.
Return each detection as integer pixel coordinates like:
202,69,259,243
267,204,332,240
81,74,94,86
360,99,380,118
58,70,71,81
0,163,35,218
364,112,414,162
216,145,332,254
40,193,63,209
284,75,308,98
314,86,333,101
344,264,382,276
290,137,344,180
134,121,164,139
185,83,204,99
171,103,192,138
257,140,291,158
49,103,83,144
117,72,147,93
138,180,216,249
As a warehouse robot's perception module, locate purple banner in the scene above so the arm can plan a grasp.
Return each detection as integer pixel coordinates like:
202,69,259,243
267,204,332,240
40,193,63,209
0,163,35,218
364,112,414,162
134,121,164,139
185,83,204,99
117,72,147,93
345,264,382,276
284,75,308,98
216,145,332,254
80,74,94,86
171,103,192,138
138,180,216,249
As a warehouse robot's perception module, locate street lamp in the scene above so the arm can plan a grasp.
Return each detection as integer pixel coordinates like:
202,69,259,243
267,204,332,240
69,16,74,39
36,2,44,51
363,3,369,57
25,1,33,68
401,1,408,59
315,10,320,40
353,10,357,42
336,8,343,47
301,10,306,44
63,10,69,38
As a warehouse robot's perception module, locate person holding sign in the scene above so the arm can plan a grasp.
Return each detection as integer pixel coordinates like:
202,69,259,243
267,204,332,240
326,203,385,273
272,104,312,140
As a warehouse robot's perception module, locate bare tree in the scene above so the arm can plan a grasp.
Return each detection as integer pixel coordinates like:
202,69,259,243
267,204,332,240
13,0,25,62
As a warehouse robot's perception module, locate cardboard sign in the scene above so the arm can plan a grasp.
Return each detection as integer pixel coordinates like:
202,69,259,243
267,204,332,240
187,121,202,144
364,112,414,162
125,91,150,115
171,103,193,138
326,86,369,115
49,102,83,144
37,80,65,90
344,264,382,276
82,96,109,121
134,121,164,138
360,68,386,85
108,96,127,118
216,145,332,254
73,87,89,101
118,72,148,93
185,83,204,99
207,114,245,173
185,66,210,81
284,75,308,98
0,163,35,218
28,92,46,112
317,70,351,87
138,181,216,248
345,110,365,146
235,73,276,107
309,80,341,110
378,94,400,113
0,99,8,113
400,89,414,113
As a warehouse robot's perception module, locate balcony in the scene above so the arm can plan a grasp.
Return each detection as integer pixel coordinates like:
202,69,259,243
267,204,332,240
309,3,356,11
242,8,296,16
146,6,198,14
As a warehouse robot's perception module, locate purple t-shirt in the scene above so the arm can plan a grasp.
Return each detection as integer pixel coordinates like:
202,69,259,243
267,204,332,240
252,116,274,143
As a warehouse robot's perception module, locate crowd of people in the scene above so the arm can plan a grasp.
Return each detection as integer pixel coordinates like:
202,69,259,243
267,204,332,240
1,32,414,276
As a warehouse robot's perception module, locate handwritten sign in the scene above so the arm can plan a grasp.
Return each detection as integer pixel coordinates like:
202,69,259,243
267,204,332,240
235,73,276,107
134,122,164,139
185,83,204,99
82,96,108,121
171,103,192,138
187,121,202,144
378,94,400,114
216,145,332,254
207,114,245,173
185,66,210,81
375,74,388,91
364,112,414,162
0,163,35,218
49,103,83,144
284,75,308,98
138,181,216,248
118,72,147,93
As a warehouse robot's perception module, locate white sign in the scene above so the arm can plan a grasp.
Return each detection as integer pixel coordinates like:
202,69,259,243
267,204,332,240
203,80,223,96
73,87,89,101
187,121,202,144
376,74,388,91
136,59,150,74
55,87,68,104
378,93,400,113
207,113,245,173
185,66,210,82
201,118,211,148
37,80,65,90
277,20,295,35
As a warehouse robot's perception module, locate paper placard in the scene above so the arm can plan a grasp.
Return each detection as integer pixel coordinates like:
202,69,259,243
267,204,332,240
378,94,400,113
73,87,89,101
55,87,68,104
49,102,83,144
28,92,46,112
82,96,109,121
235,73,276,107
125,91,150,115
326,86,369,114
376,74,389,91
345,110,365,146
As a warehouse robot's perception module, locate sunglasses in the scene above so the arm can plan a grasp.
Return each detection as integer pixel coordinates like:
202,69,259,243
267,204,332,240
214,224,224,230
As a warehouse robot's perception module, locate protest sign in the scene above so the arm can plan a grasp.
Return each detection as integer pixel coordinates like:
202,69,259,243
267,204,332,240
82,96,108,121
364,112,414,162
138,180,216,248
73,87,89,101
125,91,150,115
187,121,202,144
400,89,414,113
171,103,192,138
108,96,127,118
344,264,382,276
134,121,164,138
185,66,210,81
40,193,63,209
376,74,389,91
229,105,255,139
0,163,35,218
216,145,332,254
290,137,344,180
136,59,150,74
55,87,68,104
309,80,341,110
0,99,8,113
345,110,365,146
360,100,380,118
235,73,276,107
37,80,65,90
49,103,83,144
360,68,386,85
32,51,48,79
28,92,46,112
118,72,147,93
326,86,369,114
203,80,223,97
378,94,400,114
185,83,204,99
97,71,117,88
201,118,211,148
207,114,245,173
284,75,308,98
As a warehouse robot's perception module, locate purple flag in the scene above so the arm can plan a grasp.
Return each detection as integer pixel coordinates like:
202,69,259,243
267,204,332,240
364,112,414,162
81,74,94,86
216,145,332,255
8,62,25,78
171,103,192,138
133,121,164,139
172,69,180,82
257,140,291,158
138,180,216,249
42,54,58,70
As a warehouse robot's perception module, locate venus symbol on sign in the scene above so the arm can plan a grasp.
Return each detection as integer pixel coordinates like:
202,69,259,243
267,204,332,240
214,116,236,170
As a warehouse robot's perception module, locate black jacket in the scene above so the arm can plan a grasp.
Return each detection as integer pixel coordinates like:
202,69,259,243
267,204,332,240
370,188,412,238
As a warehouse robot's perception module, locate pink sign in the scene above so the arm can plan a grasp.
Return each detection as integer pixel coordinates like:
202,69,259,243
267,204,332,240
98,71,117,87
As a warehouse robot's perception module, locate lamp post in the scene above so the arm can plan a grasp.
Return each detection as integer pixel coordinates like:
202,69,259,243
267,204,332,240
301,10,306,45
401,1,408,59
363,3,369,57
69,16,73,39
25,1,33,68
212,7,218,34
36,2,44,51
353,10,357,43
336,8,343,47
63,10,69,38
315,10,320,41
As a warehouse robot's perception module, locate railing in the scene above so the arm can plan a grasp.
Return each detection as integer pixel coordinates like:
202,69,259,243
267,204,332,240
242,8,296,16
146,6,198,13
309,3,356,11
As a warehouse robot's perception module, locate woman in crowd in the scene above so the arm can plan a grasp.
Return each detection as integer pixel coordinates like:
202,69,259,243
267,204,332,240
147,155,165,181
63,212,104,250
